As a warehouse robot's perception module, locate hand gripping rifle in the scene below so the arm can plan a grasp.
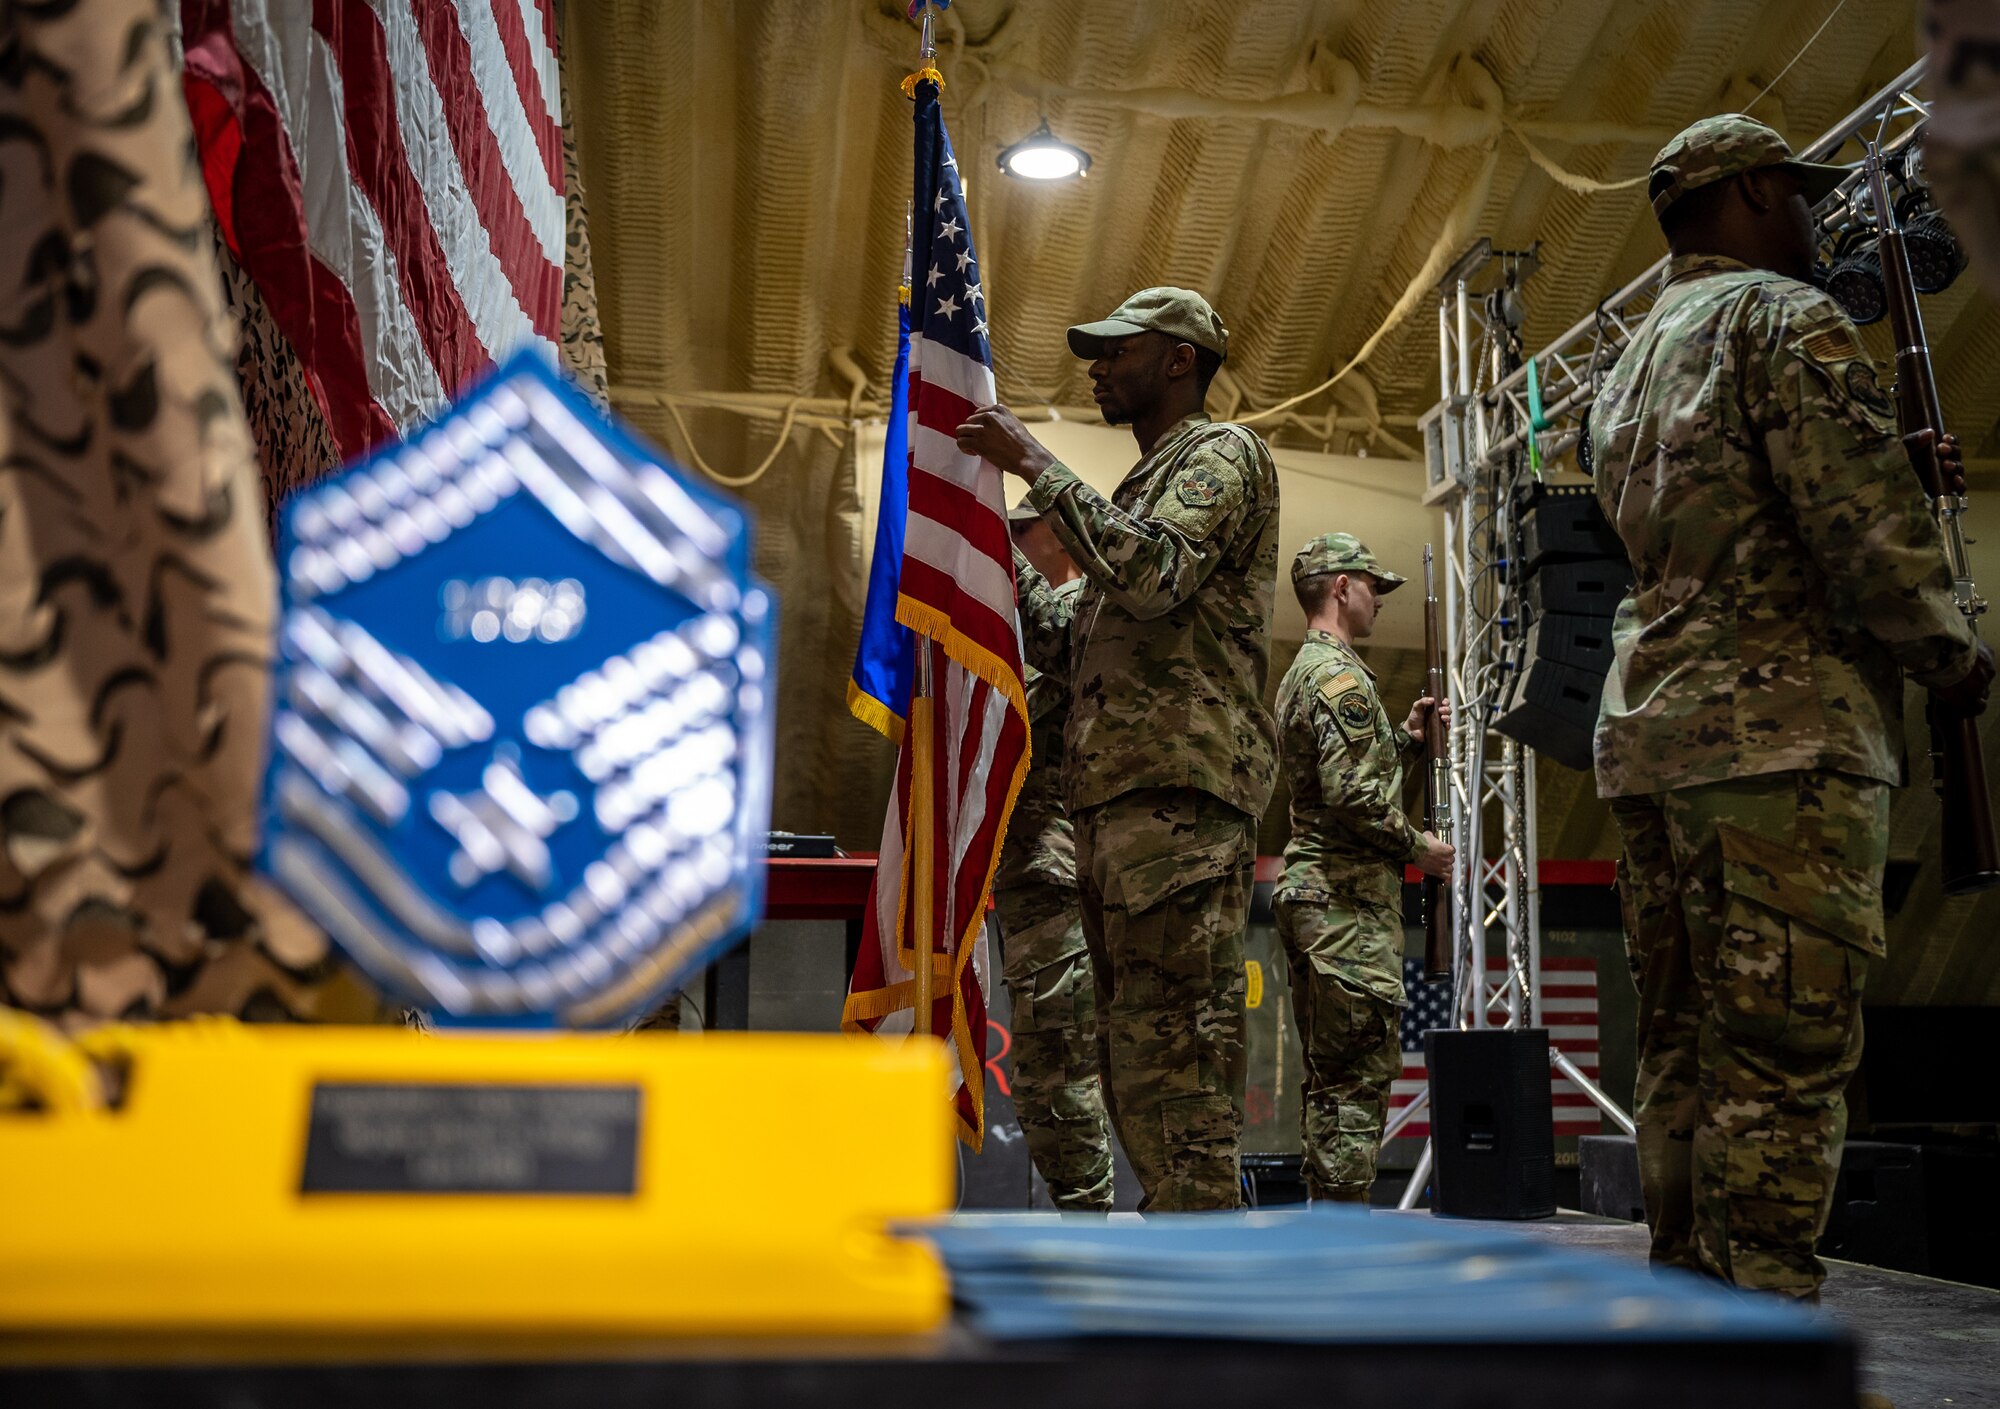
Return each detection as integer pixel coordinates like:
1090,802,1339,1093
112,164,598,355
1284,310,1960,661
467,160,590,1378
1864,141,2000,894
1421,545,1454,978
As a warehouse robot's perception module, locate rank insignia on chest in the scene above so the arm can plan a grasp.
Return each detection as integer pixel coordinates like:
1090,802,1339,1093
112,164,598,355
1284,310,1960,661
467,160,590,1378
1177,467,1225,508
261,352,777,1028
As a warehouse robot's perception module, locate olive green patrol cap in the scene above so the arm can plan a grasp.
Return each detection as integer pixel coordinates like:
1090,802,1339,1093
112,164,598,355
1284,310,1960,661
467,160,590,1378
1067,286,1229,361
1006,501,1043,526
1292,533,1407,592
1648,113,1848,221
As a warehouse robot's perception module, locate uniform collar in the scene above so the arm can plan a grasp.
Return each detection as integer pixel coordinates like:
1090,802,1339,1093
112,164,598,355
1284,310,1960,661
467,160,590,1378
1664,252,1755,287
1120,413,1215,494
1303,627,1374,678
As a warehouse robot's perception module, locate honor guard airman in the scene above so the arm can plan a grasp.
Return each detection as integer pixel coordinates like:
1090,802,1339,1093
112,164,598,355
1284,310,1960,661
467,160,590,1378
992,504,1113,1212
1274,534,1451,1202
956,288,1280,1212
1594,114,1992,1298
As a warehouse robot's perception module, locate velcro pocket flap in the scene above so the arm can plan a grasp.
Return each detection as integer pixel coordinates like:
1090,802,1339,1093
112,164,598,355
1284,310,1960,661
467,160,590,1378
1104,834,1247,915
1716,823,1884,958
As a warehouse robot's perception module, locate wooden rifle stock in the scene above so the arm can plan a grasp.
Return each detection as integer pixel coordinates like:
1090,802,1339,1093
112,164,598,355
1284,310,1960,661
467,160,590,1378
1420,546,1453,978
1865,145,2000,894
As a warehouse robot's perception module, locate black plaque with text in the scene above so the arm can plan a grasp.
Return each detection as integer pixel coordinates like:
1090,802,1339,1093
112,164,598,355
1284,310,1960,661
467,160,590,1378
300,1083,640,1195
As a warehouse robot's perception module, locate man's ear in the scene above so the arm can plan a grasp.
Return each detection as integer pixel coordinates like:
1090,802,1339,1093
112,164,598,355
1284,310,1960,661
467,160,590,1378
1165,340,1199,380
1737,166,1779,216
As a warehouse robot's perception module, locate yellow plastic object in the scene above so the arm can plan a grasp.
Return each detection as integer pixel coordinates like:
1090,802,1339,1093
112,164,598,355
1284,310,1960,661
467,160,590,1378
0,1020,952,1335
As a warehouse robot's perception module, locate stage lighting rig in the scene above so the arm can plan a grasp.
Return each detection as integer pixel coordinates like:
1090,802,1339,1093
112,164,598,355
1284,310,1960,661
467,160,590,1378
1818,131,1967,320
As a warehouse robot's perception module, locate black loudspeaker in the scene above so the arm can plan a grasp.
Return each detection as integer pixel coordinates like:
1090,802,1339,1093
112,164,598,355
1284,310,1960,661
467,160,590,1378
1522,610,1614,674
1424,1028,1557,1219
1578,1134,1645,1223
1491,657,1603,772
1517,484,1626,573
1524,558,1632,618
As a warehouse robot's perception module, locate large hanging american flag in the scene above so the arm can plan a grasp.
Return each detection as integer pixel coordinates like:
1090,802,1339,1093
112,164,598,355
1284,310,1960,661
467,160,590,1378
1391,956,1604,1139
180,0,564,459
841,76,1029,1151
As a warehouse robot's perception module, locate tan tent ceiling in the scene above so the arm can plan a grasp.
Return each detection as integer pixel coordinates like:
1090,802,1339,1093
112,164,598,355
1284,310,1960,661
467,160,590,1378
565,0,1995,458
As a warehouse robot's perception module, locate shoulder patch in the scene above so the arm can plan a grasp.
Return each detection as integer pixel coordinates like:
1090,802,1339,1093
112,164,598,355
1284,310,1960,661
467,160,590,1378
1799,325,1862,366
1336,690,1372,730
1177,466,1226,509
1843,359,1894,418
1316,669,1362,704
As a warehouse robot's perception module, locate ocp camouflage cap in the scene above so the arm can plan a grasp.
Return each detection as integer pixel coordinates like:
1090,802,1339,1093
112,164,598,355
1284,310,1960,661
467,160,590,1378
1292,533,1406,592
1068,286,1229,361
1648,113,1848,221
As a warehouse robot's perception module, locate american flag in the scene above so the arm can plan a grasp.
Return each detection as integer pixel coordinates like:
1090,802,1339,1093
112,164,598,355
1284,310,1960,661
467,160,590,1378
181,0,564,458
840,77,1029,1151
1390,955,1603,1139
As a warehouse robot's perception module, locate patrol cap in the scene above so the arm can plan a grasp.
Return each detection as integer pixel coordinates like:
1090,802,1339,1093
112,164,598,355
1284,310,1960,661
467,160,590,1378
1067,286,1229,361
1292,533,1406,592
1648,113,1848,221
1006,501,1043,526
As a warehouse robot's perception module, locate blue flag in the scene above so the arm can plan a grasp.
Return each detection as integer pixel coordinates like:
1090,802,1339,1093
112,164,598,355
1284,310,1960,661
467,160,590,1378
848,297,916,741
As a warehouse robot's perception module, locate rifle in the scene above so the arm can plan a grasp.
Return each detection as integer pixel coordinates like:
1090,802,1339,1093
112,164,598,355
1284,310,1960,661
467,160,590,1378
1864,142,2000,894
1421,545,1454,978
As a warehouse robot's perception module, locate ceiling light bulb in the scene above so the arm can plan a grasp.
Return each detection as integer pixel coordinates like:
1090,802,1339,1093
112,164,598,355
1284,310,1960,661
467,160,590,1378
998,121,1090,182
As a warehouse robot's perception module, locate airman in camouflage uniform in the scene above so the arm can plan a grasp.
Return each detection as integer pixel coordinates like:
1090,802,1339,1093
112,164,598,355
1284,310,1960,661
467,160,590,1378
1275,535,1453,1202
1594,115,1992,1298
957,288,1279,1212
993,507,1113,1211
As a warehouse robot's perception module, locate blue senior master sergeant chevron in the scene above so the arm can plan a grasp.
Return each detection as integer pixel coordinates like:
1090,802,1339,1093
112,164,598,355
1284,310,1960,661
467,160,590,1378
261,353,777,1028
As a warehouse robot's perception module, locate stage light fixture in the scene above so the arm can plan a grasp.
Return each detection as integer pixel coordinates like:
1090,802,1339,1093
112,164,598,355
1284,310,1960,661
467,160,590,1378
997,120,1091,181
1825,240,1888,326
1903,207,1967,294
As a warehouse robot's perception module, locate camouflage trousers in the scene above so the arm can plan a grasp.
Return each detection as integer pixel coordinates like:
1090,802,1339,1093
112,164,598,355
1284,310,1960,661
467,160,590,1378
1074,786,1254,1212
994,880,1113,1212
1610,769,1886,1300
1273,893,1405,1203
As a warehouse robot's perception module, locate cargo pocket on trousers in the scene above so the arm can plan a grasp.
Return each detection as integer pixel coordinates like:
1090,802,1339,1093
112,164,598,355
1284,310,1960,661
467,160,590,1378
1715,823,1881,1053
1721,1137,1830,1294
1160,1091,1238,1167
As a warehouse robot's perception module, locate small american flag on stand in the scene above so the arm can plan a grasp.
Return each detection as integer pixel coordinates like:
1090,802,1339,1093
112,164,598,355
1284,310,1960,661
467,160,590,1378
1390,955,1603,1139
841,74,1029,1151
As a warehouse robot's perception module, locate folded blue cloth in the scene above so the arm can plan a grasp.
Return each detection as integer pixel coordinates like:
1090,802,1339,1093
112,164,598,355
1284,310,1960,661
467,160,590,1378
910,1209,1841,1345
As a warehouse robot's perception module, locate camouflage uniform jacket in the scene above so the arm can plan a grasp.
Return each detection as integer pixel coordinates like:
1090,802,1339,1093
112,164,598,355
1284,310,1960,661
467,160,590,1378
1015,413,1280,819
1274,630,1422,913
995,579,1082,891
1590,253,1977,798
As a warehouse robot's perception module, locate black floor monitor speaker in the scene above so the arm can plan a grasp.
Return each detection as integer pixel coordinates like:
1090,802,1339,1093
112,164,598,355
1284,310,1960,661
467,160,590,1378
1425,1028,1557,1219
1491,656,1603,771
1517,484,1626,573
1524,558,1632,618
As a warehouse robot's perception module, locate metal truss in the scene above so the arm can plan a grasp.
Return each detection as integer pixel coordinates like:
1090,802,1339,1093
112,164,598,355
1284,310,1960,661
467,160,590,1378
1386,60,1937,1208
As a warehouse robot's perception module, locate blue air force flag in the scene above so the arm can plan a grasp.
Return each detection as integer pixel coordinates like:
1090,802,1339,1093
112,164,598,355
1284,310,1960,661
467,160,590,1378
262,353,776,1027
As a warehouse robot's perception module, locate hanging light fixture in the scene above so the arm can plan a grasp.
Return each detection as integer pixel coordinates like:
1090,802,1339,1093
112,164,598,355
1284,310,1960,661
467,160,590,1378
997,119,1091,181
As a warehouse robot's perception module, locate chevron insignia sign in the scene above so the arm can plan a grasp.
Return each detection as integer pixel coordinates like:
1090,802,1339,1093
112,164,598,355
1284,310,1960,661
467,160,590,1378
261,353,776,1027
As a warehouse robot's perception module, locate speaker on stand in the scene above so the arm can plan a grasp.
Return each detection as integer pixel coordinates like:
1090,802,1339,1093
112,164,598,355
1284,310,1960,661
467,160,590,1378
1491,485,1627,772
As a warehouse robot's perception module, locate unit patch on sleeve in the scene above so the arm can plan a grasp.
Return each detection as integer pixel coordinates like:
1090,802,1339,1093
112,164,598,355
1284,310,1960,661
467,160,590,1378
1844,360,1893,417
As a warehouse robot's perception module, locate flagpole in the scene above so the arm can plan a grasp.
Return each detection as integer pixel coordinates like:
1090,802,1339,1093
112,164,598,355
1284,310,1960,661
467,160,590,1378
907,0,940,1044
910,644,935,1039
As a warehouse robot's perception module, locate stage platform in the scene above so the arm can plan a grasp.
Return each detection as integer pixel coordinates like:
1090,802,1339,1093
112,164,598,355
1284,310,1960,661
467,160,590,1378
1452,1210,2000,1407
2,1210,1989,1407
